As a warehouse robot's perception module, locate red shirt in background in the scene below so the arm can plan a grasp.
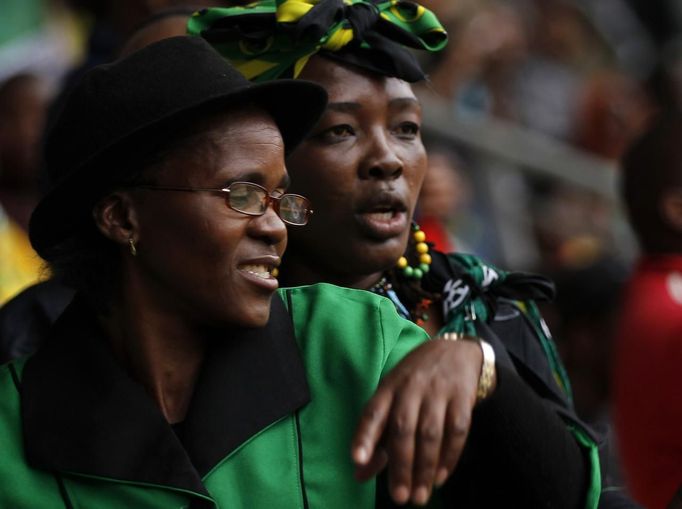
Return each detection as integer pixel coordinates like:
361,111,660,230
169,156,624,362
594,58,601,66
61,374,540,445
614,255,682,509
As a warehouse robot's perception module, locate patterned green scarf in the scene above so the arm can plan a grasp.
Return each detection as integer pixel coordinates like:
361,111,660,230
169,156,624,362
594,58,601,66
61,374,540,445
437,253,572,398
187,0,447,82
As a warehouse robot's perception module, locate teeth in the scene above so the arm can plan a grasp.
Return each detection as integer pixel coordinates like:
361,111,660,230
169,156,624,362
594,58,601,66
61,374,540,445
366,211,394,221
240,264,273,279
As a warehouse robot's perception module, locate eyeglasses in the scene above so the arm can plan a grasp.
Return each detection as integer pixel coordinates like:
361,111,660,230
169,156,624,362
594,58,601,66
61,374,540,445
134,181,313,226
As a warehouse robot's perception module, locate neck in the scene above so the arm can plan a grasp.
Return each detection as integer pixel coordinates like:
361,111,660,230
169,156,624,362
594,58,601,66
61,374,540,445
100,282,205,424
280,251,384,290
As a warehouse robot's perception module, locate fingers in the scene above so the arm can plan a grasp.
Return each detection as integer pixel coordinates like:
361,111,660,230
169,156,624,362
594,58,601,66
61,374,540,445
354,447,388,482
352,387,394,466
410,395,448,505
435,398,472,488
352,339,481,506
384,381,423,505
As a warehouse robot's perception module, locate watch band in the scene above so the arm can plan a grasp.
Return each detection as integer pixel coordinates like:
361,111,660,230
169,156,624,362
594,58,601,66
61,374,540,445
439,332,496,401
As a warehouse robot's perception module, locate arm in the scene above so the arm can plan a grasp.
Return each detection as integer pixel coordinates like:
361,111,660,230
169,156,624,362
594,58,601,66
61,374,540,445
352,337,487,505
352,337,591,508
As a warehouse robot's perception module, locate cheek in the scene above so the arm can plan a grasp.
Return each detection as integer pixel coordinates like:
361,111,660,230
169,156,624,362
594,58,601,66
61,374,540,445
141,203,240,270
404,149,428,206
289,157,356,213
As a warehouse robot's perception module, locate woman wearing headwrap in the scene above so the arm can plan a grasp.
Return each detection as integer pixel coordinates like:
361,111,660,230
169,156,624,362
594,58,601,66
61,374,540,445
188,1,605,507
0,36,466,508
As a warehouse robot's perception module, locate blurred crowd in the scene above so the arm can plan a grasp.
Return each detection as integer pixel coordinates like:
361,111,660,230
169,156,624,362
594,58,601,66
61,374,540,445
0,0,681,506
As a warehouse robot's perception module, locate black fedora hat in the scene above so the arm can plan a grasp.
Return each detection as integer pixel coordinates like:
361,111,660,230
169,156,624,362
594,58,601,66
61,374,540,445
29,35,327,260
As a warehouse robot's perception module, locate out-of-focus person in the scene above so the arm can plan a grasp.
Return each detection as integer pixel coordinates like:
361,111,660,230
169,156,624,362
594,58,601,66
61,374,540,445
614,111,682,509
416,149,473,252
574,70,655,161
0,73,50,232
0,73,51,305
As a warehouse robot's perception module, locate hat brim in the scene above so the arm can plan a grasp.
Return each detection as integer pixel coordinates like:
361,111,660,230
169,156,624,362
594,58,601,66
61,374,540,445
29,79,326,259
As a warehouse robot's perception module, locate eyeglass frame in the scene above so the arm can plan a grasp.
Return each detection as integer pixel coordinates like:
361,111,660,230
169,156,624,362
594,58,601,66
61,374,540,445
133,181,313,226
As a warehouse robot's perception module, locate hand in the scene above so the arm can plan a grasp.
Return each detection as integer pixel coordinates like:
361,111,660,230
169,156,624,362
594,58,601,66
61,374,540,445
351,338,496,506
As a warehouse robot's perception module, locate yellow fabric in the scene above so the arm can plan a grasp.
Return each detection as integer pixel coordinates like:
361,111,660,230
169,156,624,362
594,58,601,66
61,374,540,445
0,213,42,305
322,27,354,51
276,0,315,22
233,59,280,81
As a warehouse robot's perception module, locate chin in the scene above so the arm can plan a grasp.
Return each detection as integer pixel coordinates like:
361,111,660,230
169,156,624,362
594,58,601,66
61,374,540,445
232,299,273,329
353,238,407,272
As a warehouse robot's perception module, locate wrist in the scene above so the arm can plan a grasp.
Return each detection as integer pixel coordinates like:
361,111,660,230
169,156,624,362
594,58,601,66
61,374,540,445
438,332,497,401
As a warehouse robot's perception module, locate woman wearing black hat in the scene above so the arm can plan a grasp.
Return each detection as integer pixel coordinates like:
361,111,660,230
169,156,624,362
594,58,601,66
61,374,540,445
189,1,607,508
0,35,464,508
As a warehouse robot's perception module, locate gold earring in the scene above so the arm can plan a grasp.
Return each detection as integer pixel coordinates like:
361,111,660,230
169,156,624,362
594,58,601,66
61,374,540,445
128,237,137,256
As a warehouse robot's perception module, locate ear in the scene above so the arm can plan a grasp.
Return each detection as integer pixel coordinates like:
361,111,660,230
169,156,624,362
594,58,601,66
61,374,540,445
660,188,682,234
92,192,140,246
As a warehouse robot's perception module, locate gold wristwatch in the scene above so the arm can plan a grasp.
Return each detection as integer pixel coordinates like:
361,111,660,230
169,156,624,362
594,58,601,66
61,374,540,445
439,332,496,401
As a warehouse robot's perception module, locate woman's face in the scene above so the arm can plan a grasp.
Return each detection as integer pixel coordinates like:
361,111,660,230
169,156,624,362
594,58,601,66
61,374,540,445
130,108,288,328
285,57,428,284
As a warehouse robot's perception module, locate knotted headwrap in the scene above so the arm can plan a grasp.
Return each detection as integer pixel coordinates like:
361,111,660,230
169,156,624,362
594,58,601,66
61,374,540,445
187,0,447,83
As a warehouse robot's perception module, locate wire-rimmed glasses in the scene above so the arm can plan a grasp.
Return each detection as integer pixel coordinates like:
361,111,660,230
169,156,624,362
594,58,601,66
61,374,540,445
134,181,313,226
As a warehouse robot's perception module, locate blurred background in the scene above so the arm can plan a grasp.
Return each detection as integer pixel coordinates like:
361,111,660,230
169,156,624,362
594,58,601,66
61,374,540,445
0,0,680,439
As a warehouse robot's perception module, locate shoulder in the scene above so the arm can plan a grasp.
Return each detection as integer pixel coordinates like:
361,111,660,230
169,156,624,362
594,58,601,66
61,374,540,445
0,358,62,505
279,282,395,307
278,283,412,328
278,283,428,365
0,357,28,434
0,280,74,363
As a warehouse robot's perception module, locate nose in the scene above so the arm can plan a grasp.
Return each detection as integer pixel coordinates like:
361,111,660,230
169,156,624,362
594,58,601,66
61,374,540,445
247,204,288,246
359,128,403,180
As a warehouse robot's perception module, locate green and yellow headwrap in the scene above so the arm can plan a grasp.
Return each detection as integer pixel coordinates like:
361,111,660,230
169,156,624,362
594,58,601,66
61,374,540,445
187,0,447,83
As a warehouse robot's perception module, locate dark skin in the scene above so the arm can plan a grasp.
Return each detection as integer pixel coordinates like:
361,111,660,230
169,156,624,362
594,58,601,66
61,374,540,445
91,105,490,508
94,108,289,423
71,16,493,507
282,57,496,506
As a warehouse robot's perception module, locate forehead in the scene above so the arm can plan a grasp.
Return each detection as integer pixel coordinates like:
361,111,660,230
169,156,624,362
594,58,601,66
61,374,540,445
156,107,285,184
298,56,416,104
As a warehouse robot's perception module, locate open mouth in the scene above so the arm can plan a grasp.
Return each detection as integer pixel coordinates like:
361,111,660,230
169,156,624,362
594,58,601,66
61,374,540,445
355,205,408,239
238,264,278,280
364,209,400,222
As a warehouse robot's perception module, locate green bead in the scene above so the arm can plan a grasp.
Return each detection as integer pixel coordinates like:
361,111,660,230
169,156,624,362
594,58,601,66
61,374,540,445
403,266,414,277
413,268,423,279
419,263,430,273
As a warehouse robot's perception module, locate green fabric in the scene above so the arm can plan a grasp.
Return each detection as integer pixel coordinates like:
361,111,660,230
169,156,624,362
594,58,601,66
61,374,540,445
187,0,447,82
0,284,429,508
570,426,602,509
0,0,43,47
438,252,601,508
0,358,67,508
438,253,573,399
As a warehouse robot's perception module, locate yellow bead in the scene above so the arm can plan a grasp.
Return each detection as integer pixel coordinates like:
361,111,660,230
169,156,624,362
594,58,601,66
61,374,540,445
397,256,408,269
413,230,426,242
416,242,429,254
419,253,432,265
271,268,279,278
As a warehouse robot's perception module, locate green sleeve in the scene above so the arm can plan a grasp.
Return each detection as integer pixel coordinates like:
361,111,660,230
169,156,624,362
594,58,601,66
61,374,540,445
377,295,430,377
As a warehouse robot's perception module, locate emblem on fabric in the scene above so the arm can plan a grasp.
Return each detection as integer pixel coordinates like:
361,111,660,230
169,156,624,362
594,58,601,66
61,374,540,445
442,278,470,316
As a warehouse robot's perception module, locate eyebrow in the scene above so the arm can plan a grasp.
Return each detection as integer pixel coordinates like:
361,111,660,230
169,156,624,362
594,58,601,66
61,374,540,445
389,97,420,109
226,171,290,190
326,101,362,113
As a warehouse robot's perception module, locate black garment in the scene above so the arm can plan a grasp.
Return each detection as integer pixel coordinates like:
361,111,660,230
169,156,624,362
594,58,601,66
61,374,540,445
384,248,640,509
20,294,309,494
0,279,74,364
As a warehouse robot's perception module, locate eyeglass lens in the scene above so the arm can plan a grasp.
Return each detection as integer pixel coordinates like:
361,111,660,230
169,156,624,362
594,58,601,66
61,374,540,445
228,183,310,225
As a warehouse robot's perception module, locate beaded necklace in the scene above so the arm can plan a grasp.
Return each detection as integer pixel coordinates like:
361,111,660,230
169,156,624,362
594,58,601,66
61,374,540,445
370,223,434,327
